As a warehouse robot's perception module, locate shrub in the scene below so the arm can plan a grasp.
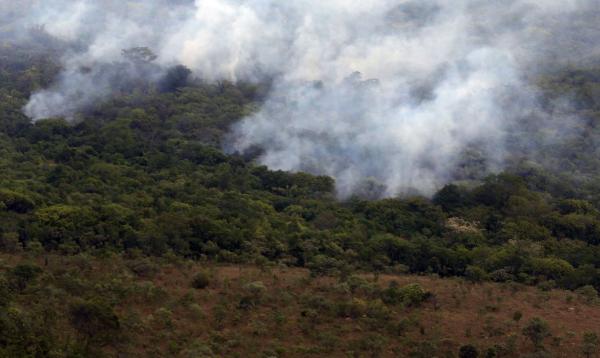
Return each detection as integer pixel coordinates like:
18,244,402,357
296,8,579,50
127,258,160,278
191,270,212,289
575,285,598,304
459,344,479,358
381,283,402,305
132,281,168,303
582,332,599,358
522,317,551,351
411,340,437,358
0,232,22,253
366,299,391,321
180,339,215,357
345,275,374,294
350,333,387,355
238,281,266,309
0,279,11,307
245,281,266,295
0,306,59,356
70,299,120,345
336,298,367,319
512,311,523,324
504,334,518,356
529,257,575,281
0,189,35,213
400,283,430,307
304,295,333,313
537,280,556,292
188,303,205,319
485,346,499,358
489,269,514,282
381,283,430,307
307,255,341,277
465,266,488,283
26,240,44,255
153,307,173,328
6,264,42,292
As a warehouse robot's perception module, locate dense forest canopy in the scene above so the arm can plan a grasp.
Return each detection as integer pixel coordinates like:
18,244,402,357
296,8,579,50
0,30,600,290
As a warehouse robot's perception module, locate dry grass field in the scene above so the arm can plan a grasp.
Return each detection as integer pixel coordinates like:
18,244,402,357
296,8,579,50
2,253,599,357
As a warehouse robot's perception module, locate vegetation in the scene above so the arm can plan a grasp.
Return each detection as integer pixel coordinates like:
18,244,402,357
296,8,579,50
0,253,596,357
582,332,599,358
0,36,600,356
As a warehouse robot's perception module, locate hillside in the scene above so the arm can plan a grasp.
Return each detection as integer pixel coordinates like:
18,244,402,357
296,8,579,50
1,17,600,357
2,253,599,357
2,42,600,287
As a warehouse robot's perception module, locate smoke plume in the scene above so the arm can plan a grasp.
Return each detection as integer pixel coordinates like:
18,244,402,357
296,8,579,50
5,0,600,197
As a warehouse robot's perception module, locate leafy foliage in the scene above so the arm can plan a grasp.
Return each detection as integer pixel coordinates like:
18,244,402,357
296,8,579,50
1,40,600,297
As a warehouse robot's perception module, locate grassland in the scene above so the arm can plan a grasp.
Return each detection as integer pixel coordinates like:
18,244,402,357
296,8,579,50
3,253,599,357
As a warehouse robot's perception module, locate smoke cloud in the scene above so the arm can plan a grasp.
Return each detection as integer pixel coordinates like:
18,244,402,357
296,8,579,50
5,0,600,197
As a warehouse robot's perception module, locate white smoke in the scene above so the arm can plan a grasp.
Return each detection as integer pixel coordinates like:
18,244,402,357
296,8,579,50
230,49,523,197
8,0,600,197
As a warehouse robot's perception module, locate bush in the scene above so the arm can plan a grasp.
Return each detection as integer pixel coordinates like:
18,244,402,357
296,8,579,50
575,285,598,304
522,317,551,351
127,259,160,278
0,189,35,213
345,275,376,294
0,279,11,307
489,269,514,283
70,299,120,345
513,311,523,323
400,283,431,307
336,298,368,319
537,280,556,292
0,232,22,253
366,299,391,321
582,332,599,358
381,283,431,307
485,346,500,358
180,339,215,357
238,281,266,309
307,255,342,277
459,344,479,358
191,270,211,289
153,307,173,328
6,264,42,292
465,266,488,283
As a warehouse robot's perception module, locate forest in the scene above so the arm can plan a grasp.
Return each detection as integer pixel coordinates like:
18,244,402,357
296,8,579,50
1,28,600,357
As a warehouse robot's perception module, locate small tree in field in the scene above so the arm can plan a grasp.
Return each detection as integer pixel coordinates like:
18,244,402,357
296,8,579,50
191,270,211,289
582,332,599,358
70,299,120,348
512,311,523,325
522,317,551,351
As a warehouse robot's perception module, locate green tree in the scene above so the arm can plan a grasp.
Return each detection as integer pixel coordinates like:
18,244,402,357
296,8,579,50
512,311,523,325
522,317,551,351
6,264,42,292
465,265,488,283
0,189,35,213
582,332,599,358
191,270,212,289
433,184,470,212
70,299,120,347
160,65,192,92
